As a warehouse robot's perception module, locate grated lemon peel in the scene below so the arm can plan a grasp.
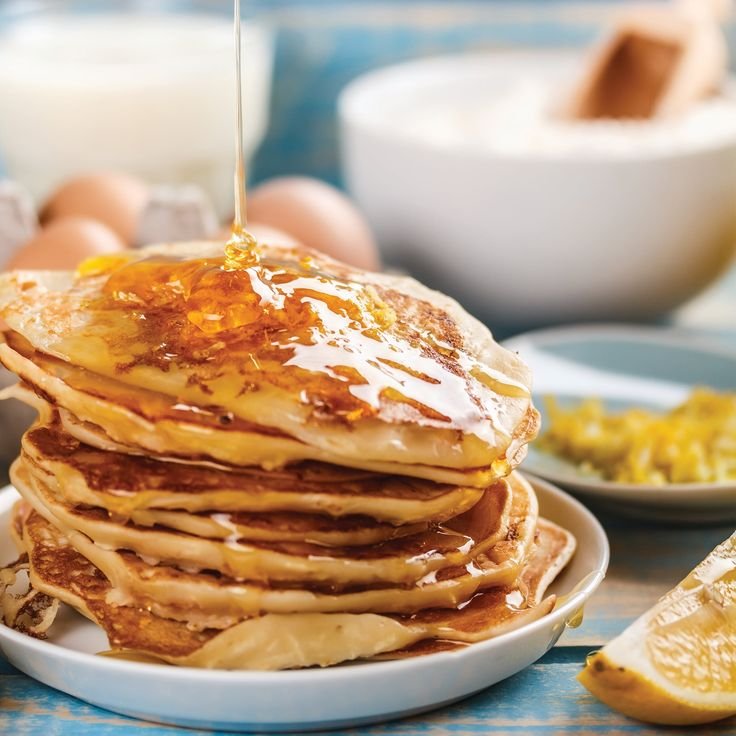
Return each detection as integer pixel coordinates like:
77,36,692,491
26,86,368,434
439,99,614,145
539,389,736,484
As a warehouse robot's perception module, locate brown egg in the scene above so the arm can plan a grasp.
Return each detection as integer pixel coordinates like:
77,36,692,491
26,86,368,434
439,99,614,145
247,177,380,270
5,217,126,271
41,173,149,245
216,222,304,250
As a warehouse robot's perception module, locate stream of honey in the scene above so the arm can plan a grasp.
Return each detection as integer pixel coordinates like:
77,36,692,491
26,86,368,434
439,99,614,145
225,0,259,265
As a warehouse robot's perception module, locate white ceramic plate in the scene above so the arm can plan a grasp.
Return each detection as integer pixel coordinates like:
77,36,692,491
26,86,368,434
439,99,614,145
505,324,736,523
0,477,608,732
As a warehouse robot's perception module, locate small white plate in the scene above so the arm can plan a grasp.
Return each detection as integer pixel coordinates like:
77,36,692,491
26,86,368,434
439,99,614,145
505,324,736,523
0,478,608,732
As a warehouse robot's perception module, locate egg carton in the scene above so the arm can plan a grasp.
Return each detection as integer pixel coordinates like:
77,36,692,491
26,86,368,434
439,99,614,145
0,178,219,267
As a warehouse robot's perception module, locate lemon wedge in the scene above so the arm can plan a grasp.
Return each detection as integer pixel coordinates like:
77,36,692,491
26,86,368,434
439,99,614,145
579,532,736,726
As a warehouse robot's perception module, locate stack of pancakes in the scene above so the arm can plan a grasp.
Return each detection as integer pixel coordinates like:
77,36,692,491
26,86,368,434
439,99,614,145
0,241,575,669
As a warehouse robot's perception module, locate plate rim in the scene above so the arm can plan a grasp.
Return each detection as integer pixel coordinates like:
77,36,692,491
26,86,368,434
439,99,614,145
503,322,736,363
0,476,609,683
505,323,736,501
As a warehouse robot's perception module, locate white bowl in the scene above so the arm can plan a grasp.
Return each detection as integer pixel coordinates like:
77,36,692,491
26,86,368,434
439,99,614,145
339,51,736,329
0,478,608,732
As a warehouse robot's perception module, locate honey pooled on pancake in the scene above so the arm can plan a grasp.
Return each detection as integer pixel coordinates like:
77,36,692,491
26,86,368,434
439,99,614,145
0,240,538,484
91,244,525,434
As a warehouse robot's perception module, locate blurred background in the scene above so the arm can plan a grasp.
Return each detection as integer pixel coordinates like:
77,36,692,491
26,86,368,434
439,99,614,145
0,1,646,190
81,0,736,190
250,0,615,186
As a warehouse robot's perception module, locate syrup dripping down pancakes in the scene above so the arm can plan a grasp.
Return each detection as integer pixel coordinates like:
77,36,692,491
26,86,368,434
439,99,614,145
0,240,575,669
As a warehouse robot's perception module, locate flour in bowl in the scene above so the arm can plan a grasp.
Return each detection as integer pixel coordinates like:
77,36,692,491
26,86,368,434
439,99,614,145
393,79,736,157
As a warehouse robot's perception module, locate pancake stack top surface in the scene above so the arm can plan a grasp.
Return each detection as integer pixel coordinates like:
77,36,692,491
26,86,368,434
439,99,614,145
0,240,575,670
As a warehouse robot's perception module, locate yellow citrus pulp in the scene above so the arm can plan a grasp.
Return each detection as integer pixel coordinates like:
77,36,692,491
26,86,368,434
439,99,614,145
579,532,736,725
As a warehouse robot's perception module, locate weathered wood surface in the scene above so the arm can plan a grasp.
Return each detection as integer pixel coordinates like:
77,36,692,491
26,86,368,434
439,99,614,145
1,651,734,735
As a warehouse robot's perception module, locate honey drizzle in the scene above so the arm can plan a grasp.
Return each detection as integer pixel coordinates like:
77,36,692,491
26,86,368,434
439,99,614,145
84,248,522,437
225,0,259,267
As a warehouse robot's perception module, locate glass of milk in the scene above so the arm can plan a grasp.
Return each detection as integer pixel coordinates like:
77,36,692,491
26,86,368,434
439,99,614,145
0,0,273,217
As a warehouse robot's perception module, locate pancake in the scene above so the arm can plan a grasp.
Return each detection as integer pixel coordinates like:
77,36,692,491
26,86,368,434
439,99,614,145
374,514,577,659
11,503,574,670
1,341,527,487
14,458,513,586
9,472,539,625
0,554,60,639
125,509,425,547
22,422,485,526
0,241,539,484
2,340,509,487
